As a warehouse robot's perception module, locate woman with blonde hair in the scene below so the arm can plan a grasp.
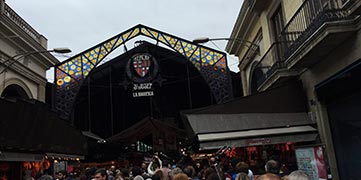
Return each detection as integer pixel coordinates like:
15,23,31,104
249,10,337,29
235,172,250,180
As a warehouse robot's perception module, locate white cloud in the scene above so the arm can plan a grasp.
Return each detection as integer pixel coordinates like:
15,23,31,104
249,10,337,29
7,0,243,74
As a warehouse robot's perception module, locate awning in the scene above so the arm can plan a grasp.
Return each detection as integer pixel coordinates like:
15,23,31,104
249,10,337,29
0,152,44,162
182,81,318,150
0,98,87,155
186,112,313,134
198,125,318,150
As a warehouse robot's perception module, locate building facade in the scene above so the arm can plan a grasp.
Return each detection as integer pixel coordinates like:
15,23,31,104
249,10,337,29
226,0,361,179
0,1,86,179
0,0,58,101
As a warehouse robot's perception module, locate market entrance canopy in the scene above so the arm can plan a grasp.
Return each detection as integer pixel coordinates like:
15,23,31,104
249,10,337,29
54,24,233,120
182,81,318,150
0,98,87,155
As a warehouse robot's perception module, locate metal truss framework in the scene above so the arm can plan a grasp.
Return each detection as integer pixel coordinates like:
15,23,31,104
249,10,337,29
55,24,233,119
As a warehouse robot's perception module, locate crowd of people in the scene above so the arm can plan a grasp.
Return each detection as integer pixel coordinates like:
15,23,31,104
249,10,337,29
36,154,311,180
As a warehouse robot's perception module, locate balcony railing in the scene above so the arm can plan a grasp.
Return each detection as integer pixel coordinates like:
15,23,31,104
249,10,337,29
2,3,42,41
255,0,354,90
280,0,351,60
255,42,287,87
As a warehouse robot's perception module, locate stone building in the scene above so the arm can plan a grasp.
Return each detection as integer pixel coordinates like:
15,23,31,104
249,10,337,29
226,0,361,179
0,1,86,179
0,0,58,101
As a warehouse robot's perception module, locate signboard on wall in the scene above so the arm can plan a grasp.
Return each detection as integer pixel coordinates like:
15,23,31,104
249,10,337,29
295,146,327,180
126,53,159,97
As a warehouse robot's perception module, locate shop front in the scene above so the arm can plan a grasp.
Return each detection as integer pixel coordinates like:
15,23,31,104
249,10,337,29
183,81,321,175
0,152,45,179
0,98,87,179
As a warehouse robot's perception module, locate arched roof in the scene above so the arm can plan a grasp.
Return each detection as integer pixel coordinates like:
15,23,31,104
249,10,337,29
54,24,233,119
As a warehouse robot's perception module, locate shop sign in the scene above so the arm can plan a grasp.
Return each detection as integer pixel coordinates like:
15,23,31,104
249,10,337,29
126,53,159,97
245,138,271,146
295,146,327,180
132,83,154,97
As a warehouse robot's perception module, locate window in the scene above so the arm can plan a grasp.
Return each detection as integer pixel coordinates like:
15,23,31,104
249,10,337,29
271,6,284,42
271,5,285,61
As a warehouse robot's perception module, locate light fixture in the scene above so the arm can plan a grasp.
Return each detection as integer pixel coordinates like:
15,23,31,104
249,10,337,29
0,47,72,74
192,37,258,48
51,48,72,54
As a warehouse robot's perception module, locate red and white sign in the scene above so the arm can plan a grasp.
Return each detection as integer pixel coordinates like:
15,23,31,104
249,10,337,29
133,54,152,78
245,138,271,146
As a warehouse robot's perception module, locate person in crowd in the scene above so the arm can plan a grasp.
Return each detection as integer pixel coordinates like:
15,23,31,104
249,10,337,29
159,159,172,180
183,166,199,180
228,158,241,179
235,161,254,180
110,166,116,173
216,159,231,180
56,170,67,180
24,169,35,180
195,162,202,176
206,172,225,180
132,166,144,180
38,169,54,180
83,167,97,180
235,173,250,180
287,170,310,180
148,155,162,175
114,171,122,180
120,168,130,180
256,173,281,180
279,164,289,178
172,173,189,180
208,157,217,167
169,167,183,179
197,159,211,180
201,167,215,180
151,170,165,180
108,170,115,180
265,160,280,175
94,168,108,180
141,162,149,176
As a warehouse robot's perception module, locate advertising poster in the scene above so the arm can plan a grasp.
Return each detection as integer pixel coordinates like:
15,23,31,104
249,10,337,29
295,146,327,180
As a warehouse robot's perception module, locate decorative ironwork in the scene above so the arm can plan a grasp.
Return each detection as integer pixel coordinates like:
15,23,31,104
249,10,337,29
255,0,353,90
280,0,352,60
54,24,233,120
254,42,285,87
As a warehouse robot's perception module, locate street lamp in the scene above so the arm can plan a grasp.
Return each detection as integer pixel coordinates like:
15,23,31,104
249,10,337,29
48,47,72,54
0,47,71,74
192,37,258,49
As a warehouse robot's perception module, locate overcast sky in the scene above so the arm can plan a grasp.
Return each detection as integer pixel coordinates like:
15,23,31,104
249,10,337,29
6,0,243,77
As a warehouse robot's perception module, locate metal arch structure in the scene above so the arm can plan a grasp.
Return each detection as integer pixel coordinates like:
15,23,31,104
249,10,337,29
54,24,233,120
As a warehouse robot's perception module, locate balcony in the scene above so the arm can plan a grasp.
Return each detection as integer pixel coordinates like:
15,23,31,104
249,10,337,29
255,42,298,91
255,0,359,91
282,0,359,69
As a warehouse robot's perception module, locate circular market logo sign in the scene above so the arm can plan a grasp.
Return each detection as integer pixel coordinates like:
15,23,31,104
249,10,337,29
126,53,159,83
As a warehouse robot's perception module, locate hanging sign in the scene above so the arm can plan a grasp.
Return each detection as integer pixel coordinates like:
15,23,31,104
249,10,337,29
126,53,159,97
